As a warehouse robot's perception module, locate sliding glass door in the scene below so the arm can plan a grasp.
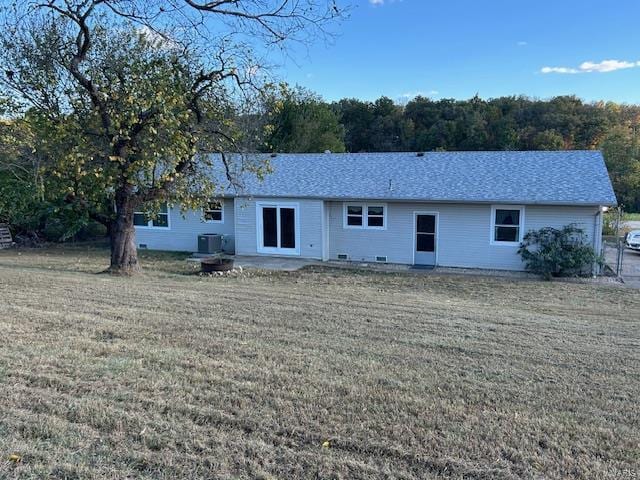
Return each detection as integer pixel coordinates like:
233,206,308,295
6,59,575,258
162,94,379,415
257,203,300,255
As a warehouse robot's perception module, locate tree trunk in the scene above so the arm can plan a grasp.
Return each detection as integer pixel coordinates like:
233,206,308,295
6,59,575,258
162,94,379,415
109,187,140,274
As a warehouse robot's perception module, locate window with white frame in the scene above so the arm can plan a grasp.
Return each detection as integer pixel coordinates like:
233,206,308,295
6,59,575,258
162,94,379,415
367,205,385,227
204,199,224,223
134,203,169,228
344,203,386,229
491,206,524,244
346,205,363,226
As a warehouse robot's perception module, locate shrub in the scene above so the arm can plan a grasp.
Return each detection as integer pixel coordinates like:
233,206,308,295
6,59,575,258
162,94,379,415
518,225,602,280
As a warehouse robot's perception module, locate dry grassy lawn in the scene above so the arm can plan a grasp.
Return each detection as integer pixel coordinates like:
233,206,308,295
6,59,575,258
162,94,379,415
0,245,638,479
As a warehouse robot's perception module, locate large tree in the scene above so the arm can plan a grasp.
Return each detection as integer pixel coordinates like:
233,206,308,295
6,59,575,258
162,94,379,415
600,126,640,212
0,1,343,273
262,84,345,153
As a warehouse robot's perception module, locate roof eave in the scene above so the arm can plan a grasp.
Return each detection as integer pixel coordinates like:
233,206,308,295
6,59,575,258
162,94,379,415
230,193,616,207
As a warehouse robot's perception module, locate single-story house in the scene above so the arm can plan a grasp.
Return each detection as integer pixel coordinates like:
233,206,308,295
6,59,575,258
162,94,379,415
135,151,617,271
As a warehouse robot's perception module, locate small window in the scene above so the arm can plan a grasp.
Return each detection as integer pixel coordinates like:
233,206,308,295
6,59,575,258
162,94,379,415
204,200,224,223
133,212,149,226
367,206,385,228
491,206,523,244
152,203,169,227
346,205,363,226
133,203,169,228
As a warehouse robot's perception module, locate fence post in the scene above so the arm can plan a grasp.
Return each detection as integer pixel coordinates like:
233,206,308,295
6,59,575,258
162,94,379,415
619,239,625,278
614,207,623,277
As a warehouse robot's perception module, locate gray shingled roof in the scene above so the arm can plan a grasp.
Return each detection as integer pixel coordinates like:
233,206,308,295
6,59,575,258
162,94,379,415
213,151,617,206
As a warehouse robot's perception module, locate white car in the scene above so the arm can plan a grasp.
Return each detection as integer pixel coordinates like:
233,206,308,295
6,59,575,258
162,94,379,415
626,230,640,251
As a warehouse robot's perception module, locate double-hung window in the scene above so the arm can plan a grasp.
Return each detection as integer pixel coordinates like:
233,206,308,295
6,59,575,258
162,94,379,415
204,200,224,223
134,203,169,228
367,206,385,227
344,203,386,230
491,206,524,245
346,205,364,226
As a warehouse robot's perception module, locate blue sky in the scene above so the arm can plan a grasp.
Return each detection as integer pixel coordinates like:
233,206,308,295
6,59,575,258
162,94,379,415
278,0,640,103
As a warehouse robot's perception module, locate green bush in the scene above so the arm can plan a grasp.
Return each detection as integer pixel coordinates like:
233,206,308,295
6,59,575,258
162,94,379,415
0,174,47,234
1,173,107,243
517,225,602,280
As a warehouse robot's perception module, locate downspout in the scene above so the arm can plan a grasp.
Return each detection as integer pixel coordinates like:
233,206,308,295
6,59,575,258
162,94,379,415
592,207,603,277
322,201,330,262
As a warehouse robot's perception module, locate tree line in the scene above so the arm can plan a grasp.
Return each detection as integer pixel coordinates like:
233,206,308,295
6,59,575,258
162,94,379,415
262,86,640,211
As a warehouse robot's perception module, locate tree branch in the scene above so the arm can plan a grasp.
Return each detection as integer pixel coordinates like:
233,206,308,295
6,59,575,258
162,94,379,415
38,0,113,136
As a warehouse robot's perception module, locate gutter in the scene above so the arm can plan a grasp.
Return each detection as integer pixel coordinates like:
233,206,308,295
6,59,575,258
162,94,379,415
229,194,614,207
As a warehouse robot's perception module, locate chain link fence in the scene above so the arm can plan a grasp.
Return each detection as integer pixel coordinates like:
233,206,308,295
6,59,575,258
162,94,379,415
603,207,640,287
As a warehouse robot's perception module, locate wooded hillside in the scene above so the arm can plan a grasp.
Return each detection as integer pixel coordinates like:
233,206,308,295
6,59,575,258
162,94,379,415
262,90,640,211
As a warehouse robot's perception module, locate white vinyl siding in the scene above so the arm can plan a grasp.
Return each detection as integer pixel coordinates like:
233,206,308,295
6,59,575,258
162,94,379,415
134,199,235,252
328,201,598,270
135,195,600,272
235,197,323,259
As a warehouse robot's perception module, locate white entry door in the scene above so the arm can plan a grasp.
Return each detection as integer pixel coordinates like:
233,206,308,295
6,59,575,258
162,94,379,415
256,202,300,255
414,213,437,265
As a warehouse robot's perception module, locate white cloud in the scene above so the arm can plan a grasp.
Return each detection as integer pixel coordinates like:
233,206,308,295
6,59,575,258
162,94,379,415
136,25,178,50
541,59,640,74
399,90,439,100
541,66,580,74
369,0,403,5
579,60,637,72
517,41,528,46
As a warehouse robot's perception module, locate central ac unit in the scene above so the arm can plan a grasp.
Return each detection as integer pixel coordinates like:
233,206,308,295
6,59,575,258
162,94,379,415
198,234,223,254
